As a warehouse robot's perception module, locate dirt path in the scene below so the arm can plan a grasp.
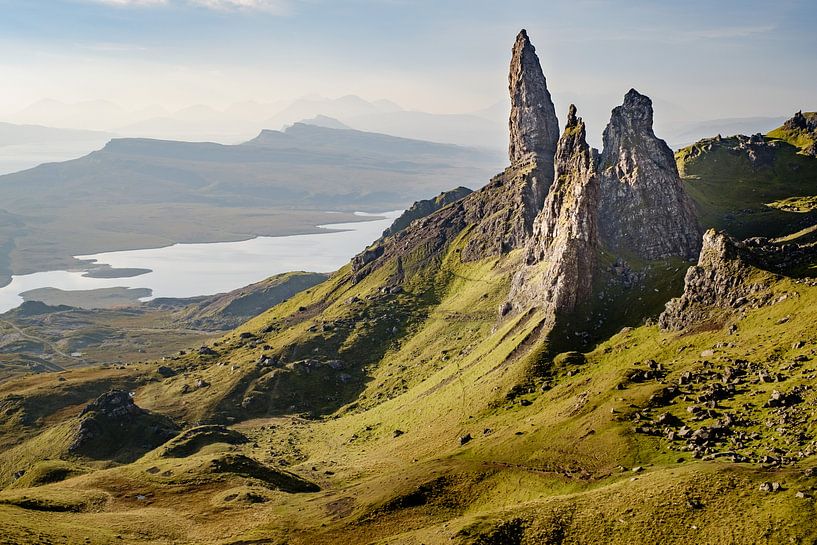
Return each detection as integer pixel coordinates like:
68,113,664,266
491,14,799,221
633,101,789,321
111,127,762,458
0,318,71,361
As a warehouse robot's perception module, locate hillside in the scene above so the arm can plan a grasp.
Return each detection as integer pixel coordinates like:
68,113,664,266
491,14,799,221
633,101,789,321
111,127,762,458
0,271,328,381
0,123,502,287
677,116,817,239
0,30,815,545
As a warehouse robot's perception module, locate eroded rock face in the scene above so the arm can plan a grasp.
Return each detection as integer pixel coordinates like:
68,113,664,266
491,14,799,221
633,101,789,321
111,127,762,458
781,111,817,156
508,29,560,167
660,228,817,331
598,89,701,260
508,105,599,320
659,230,768,331
459,160,552,262
784,111,817,133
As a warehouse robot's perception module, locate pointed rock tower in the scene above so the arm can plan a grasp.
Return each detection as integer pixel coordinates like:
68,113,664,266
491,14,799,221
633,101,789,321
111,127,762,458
598,89,701,260
352,30,560,279
458,29,560,261
508,29,560,167
507,105,599,324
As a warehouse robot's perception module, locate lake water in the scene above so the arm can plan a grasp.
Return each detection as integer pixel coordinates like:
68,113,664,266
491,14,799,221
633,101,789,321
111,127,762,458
0,211,400,313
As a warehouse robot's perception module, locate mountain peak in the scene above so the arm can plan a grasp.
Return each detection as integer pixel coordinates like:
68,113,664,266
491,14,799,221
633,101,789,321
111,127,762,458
606,88,655,136
566,103,579,128
508,29,559,166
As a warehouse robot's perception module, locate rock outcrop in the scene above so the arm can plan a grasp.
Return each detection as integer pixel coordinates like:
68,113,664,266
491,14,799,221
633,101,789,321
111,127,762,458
778,111,817,156
508,105,599,320
658,230,769,331
783,111,817,133
381,186,472,238
598,89,701,260
458,161,553,261
508,29,560,167
69,390,178,460
661,227,817,331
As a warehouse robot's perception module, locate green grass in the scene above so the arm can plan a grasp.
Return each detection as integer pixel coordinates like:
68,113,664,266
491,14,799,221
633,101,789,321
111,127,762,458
677,137,817,239
767,195,817,213
0,166,816,543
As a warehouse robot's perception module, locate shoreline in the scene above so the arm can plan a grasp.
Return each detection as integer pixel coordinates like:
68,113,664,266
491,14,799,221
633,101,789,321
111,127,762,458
0,210,398,313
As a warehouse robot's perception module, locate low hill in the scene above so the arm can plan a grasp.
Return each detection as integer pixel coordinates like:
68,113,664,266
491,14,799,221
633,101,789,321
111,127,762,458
677,115,817,239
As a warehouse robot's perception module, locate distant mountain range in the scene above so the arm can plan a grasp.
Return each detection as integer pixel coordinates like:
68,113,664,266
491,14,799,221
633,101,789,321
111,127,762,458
0,122,504,287
7,95,506,149
5,95,796,154
0,122,113,175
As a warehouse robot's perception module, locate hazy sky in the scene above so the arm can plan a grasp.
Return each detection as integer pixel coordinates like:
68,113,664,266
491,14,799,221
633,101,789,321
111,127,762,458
0,0,815,134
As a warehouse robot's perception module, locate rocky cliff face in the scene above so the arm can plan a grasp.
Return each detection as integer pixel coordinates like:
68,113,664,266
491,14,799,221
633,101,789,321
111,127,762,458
354,37,705,354
660,228,817,331
457,28,560,261
508,29,560,167
507,105,599,320
783,111,817,133
598,89,701,260
776,111,817,156
458,161,552,261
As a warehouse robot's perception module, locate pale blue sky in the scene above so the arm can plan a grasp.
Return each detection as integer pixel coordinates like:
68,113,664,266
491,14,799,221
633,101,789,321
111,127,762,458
0,0,814,132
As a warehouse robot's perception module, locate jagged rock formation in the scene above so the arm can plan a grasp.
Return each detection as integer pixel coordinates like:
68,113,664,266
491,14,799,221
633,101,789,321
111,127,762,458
457,29,560,261
783,111,817,133
505,91,702,334
508,29,560,166
458,161,553,261
659,230,771,330
69,390,178,460
773,111,817,156
507,105,599,321
660,228,817,331
381,186,472,238
598,89,701,260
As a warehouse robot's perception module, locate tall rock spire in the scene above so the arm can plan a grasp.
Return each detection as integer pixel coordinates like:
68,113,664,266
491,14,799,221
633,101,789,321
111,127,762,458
507,105,599,324
508,29,560,166
597,89,701,260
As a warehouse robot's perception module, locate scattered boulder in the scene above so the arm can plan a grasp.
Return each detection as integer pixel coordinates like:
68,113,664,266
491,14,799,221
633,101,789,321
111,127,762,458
759,481,783,493
157,366,176,378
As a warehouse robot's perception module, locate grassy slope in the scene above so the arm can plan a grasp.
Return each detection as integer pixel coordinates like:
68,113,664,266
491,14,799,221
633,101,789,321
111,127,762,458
0,133,815,543
1,214,816,543
677,137,817,239
767,112,817,154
